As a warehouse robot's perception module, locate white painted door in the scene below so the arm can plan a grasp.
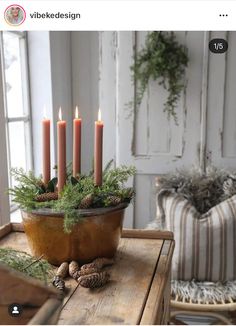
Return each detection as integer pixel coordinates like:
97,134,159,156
206,31,236,169
100,31,236,228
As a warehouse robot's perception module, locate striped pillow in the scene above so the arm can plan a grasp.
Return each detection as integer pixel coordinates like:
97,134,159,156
157,190,236,282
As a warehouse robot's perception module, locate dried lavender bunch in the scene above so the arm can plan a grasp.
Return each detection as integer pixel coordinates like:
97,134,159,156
156,166,236,214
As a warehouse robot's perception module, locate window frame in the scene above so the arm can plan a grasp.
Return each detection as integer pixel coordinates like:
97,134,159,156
0,31,33,212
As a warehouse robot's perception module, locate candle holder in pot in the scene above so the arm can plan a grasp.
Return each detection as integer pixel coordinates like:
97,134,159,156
9,165,135,266
21,203,128,266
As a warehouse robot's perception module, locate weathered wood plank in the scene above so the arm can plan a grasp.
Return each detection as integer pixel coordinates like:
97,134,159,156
122,228,174,240
206,31,233,168
0,231,30,253
222,32,236,158
161,272,171,325
134,175,156,228
12,223,24,232
140,240,174,324
58,237,163,325
29,298,62,325
0,231,78,309
0,223,12,240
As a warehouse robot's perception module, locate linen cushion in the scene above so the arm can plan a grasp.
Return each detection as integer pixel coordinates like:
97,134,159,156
157,190,236,281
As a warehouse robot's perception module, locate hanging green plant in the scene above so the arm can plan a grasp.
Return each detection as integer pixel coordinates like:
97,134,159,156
130,31,189,123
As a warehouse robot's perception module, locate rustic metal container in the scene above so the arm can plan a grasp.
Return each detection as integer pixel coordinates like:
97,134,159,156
21,203,127,266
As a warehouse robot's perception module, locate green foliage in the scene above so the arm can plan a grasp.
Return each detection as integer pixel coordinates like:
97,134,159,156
0,248,54,283
47,177,58,192
55,165,136,232
8,168,42,210
8,168,57,210
130,31,189,123
10,163,136,233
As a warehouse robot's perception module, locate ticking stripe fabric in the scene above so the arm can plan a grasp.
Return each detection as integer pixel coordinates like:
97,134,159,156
157,190,236,282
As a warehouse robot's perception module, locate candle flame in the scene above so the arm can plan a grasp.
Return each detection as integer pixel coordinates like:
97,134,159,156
75,106,79,119
98,108,102,121
43,105,47,119
59,107,62,121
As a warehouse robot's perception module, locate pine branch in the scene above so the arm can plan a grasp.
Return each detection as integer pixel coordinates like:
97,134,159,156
9,165,136,232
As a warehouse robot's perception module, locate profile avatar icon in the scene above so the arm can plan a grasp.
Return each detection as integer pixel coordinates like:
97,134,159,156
4,4,26,26
8,303,22,317
12,306,19,314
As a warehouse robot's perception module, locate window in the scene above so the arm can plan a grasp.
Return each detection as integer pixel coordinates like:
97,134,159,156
1,31,33,210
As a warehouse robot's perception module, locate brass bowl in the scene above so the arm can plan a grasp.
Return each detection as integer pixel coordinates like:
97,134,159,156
21,203,128,266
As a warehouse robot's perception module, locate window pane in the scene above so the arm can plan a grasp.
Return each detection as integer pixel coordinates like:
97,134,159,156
3,32,25,118
8,121,27,187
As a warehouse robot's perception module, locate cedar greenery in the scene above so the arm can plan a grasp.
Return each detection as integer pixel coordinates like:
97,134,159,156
130,31,189,123
0,248,54,283
9,162,136,233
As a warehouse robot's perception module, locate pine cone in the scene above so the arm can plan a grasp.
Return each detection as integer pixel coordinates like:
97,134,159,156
81,258,114,271
35,192,58,202
77,271,110,288
56,262,69,279
79,194,93,209
52,275,65,291
107,196,121,206
69,261,80,279
123,188,134,201
78,267,99,277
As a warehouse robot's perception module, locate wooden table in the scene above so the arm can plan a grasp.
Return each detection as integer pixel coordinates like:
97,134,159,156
0,224,174,325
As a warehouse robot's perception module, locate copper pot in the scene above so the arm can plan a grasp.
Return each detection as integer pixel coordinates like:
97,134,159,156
21,203,128,266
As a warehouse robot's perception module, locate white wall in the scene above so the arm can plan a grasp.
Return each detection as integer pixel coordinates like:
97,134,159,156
28,31,73,177
50,32,73,164
71,31,99,174
28,32,54,176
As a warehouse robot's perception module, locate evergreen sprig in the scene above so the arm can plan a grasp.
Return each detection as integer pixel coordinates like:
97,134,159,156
130,31,189,123
0,248,54,282
9,163,136,233
9,168,42,210
55,165,136,232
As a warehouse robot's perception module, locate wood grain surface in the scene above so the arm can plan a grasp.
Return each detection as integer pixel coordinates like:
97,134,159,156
0,230,77,312
58,237,163,325
140,240,174,324
0,225,174,325
122,228,174,240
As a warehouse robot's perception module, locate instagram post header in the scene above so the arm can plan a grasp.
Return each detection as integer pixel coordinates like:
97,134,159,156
1,1,236,325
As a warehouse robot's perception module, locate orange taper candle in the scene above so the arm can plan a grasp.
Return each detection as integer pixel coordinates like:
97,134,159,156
94,109,103,186
73,106,82,178
57,107,66,193
42,107,50,185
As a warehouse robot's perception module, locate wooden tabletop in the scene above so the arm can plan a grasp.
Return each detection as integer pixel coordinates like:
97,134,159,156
0,225,174,325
